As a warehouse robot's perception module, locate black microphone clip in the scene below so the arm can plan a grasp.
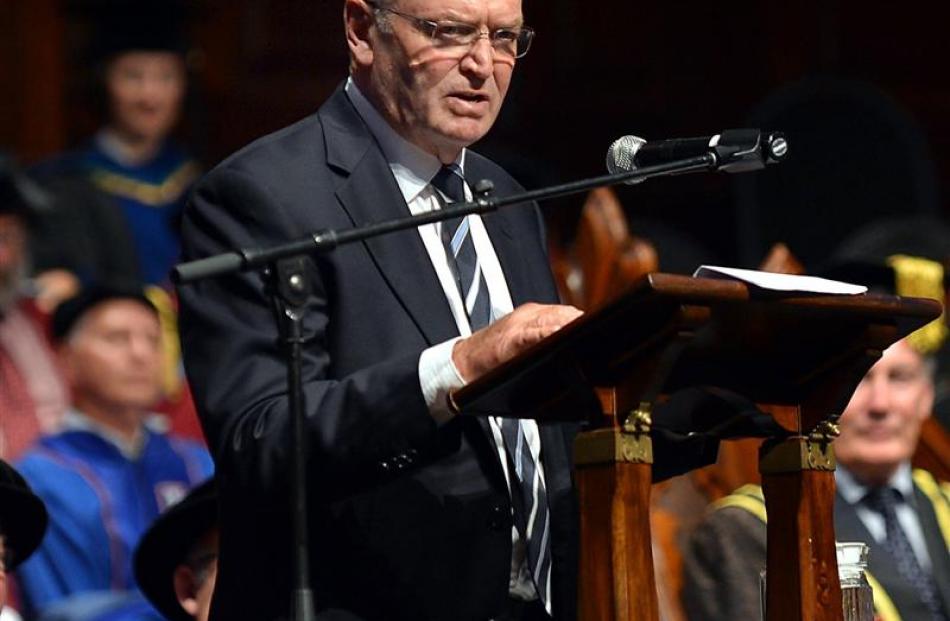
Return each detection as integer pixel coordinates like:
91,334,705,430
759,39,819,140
710,129,788,172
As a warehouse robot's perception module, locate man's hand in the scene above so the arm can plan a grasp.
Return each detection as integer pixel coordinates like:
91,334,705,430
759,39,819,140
452,303,583,383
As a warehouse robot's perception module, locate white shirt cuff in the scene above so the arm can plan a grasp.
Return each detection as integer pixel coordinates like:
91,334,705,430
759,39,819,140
419,337,466,424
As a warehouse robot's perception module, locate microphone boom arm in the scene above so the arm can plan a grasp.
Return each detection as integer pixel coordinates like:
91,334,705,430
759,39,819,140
173,150,734,284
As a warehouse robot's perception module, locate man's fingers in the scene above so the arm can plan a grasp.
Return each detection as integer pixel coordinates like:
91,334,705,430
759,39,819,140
453,304,584,382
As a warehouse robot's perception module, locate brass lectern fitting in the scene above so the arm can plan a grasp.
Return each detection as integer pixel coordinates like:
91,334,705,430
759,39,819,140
759,436,836,474
623,402,653,435
573,402,654,466
809,419,841,444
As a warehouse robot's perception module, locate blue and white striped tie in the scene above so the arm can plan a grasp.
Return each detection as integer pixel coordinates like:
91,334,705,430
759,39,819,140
431,164,553,610
432,164,491,328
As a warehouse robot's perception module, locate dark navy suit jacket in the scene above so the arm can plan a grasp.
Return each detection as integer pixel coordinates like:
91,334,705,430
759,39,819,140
178,86,579,621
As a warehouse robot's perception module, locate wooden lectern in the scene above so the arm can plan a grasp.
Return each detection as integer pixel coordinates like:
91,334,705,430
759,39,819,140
453,273,940,621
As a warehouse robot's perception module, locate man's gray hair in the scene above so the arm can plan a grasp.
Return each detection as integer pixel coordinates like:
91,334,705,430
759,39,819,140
367,0,396,33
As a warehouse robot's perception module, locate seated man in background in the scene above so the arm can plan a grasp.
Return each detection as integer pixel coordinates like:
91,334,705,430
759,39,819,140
0,458,47,620
27,3,205,444
14,285,213,618
683,258,950,621
0,154,70,461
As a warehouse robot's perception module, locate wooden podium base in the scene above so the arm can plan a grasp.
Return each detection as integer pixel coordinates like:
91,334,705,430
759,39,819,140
575,427,658,621
761,435,843,621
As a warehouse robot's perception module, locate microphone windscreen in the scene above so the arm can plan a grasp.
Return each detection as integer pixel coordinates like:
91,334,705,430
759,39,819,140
606,135,646,174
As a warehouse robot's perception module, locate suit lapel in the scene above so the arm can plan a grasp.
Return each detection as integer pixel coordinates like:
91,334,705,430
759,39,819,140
320,91,459,347
832,496,905,586
835,490,946,618
833,495,875,547
914,486,950,613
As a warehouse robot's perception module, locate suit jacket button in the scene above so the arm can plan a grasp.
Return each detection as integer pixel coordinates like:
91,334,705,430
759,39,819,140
488,504,508,531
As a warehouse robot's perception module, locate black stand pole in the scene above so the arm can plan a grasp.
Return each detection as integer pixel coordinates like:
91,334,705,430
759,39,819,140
264,256,317,621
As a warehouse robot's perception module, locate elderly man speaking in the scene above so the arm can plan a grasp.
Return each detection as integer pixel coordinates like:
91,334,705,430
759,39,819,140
178,1,718,619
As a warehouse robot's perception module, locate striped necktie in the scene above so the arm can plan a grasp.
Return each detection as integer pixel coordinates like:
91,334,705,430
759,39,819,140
864,486,948,621
431,164,491,328
431,164,553,610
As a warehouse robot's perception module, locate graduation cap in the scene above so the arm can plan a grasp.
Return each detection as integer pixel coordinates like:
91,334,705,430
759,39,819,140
819,215,950,355
82,0,190,65
134,479,217,621
0,459,48,569
51,282,159,342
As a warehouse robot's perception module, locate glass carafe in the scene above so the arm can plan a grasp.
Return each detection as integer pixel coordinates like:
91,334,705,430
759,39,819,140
836,541,875,621
759,542,874,621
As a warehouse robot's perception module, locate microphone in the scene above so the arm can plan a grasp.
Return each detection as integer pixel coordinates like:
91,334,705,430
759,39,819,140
606,129,788,183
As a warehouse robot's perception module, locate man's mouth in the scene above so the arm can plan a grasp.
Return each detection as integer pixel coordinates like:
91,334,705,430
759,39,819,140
446,92,490,117
860,426,898,441
448,92,490,105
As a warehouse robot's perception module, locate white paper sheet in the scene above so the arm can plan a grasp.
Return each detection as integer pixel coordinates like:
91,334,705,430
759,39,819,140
693,265,867,295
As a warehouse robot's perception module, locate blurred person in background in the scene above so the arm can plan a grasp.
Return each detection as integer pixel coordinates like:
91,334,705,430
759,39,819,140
134,479,217,621
0,458,48,621
682,256,950,621
33,0,198,289
14,285,213,620
31,0,207,443
0,153,70,461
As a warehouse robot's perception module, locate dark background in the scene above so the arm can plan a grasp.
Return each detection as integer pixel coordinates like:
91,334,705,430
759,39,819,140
6,0,950,269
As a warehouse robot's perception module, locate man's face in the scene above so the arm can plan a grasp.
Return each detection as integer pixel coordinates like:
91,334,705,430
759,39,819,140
355,0,522,159
175,528,218,621
0,214,26,312
106,51,186,144
834,339,933,480
61,300,164,412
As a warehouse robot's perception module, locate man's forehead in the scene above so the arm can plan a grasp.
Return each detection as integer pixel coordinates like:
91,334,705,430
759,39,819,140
871,339,926,372
395,0,523,20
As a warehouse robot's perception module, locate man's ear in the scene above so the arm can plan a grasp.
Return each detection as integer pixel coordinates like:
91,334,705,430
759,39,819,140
173,565,200,616
920,380,935,422
344,0,376,68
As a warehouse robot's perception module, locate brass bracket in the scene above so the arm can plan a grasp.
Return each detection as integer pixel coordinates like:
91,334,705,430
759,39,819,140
810,419,841,444
574,403,653,466
623,402,653,434
759,436,836,474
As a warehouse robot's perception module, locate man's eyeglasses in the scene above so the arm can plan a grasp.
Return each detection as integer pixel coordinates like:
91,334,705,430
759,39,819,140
365,0,535,60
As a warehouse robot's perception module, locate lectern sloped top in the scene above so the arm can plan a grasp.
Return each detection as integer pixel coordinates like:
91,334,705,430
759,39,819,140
451,272,941,423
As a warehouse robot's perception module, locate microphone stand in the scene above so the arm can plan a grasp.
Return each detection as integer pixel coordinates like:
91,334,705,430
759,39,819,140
172,144,781,621
175,152,724,283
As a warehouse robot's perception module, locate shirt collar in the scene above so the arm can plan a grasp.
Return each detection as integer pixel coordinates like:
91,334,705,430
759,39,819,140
61,408,151,460
344,77,466,204
835,461,915,505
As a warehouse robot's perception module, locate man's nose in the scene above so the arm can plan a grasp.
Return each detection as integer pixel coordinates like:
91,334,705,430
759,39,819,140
460,36,495,79
866,375,892,415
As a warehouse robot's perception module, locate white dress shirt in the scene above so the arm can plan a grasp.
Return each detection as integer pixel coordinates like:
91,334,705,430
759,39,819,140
835,462,933,571
345,78,547,604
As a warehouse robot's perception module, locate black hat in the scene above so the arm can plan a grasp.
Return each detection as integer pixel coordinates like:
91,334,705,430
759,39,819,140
134,479,217,621
0,459,48,569
86,0,190,64
0,152,53,222
51,283,159,342
819,215,950,355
